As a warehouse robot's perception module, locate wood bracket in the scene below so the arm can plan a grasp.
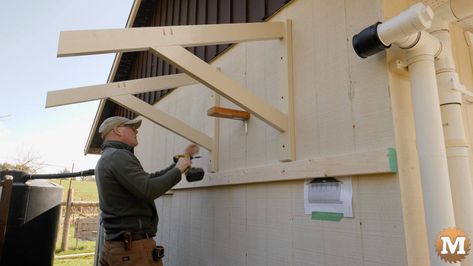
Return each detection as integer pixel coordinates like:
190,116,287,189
207,106,250,121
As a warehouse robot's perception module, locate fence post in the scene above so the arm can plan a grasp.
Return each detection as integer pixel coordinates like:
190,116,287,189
60,188,74,251
0,175,13,259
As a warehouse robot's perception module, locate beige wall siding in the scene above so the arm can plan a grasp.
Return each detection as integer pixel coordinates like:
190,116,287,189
134,0,410,265
154,175,406,266
137,0,394,173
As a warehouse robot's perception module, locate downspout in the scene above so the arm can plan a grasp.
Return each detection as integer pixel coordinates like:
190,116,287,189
466,31,473,76
431,3,473,265
401,31,457,266
353,4,457,265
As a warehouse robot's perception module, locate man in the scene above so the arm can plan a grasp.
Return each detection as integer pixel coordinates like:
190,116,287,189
95,116,196,266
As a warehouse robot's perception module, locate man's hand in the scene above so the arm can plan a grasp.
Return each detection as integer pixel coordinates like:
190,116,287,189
184,144,199,157
175,157,192,173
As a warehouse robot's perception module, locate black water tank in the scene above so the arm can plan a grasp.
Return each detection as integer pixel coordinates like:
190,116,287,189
0,170,63,266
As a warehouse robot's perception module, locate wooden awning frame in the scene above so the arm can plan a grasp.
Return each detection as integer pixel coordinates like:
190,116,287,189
46,21,295,171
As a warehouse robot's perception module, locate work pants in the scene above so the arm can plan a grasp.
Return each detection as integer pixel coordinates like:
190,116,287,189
100,238,163,266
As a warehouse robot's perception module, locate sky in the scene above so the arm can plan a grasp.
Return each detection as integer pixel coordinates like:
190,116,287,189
0,1,134,173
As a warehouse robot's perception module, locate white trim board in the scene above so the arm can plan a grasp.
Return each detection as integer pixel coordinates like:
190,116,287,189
173,148,398,190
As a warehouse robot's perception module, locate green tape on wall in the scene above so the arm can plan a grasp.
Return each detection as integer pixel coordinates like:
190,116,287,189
312,212,343,221
388,148,398,173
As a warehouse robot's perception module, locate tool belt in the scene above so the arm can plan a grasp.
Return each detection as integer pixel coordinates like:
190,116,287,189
110,232,155,250
106,232,165,261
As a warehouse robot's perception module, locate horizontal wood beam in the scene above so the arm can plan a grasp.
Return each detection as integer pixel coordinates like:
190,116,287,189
55,253,95,260
46,74,197,108
207,106,250,121
110,94,214,151
151,45,288,132
173,148,398,189
58,22,284,57
60,201,99,207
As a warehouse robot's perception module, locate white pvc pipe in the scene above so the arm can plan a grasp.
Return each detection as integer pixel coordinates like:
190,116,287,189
440,104,473,266
405,32,457,266
433,28,473,266
377,3,434,47
431,0,473,31
451,0,473,20
354,3,472,264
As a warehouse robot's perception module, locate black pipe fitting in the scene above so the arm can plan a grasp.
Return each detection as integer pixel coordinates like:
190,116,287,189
24,169,95,180
352,22,390,58
1,169,95,183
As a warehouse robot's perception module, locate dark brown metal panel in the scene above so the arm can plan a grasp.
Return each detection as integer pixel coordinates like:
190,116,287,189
143,54,151,103
187,0,197,55
166,0,173,25
147,53,153,78
196,0,206,61
171,1,177,74
160,0,168,25
173,0,181,25
157,0,166,77
180,0,189,25
163,61,170,75
136,52,143,100
206,0,218,61
151,54,158,77
267,0,286,17
166,1,174,74
217,0,231,53
171,2,181,72
150,11,158,78
171,0,181,74
141,51,147,79
232,0,246,23
197,0,206,25
131,53,138,81
248,0,265,22
160,0,170,75
162,0,171,81
188,0,197,24
145,8,157,104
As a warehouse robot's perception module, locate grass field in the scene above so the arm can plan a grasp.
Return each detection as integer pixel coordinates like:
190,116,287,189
52,179,99,202
50,180,99,266
54,224,96,266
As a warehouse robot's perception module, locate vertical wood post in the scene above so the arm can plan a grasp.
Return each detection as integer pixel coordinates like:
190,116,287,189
74,212,78,250
61,188,74,251
0,175,13,258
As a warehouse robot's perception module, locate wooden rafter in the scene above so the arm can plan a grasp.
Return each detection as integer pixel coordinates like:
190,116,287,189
46,73,197,108
110,94,214,151
58,22,284,57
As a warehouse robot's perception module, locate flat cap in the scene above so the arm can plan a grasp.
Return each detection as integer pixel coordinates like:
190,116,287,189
98,116,142,139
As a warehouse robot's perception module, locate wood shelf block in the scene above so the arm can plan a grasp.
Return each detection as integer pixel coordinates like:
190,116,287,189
207,106,250,121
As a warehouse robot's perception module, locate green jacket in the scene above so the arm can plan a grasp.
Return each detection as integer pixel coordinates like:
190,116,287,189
95,140,182,240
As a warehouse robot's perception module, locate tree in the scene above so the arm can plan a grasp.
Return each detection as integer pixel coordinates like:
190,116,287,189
0,147,45,174
0,162,35,173
60,168,71,174
13,148,45,173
